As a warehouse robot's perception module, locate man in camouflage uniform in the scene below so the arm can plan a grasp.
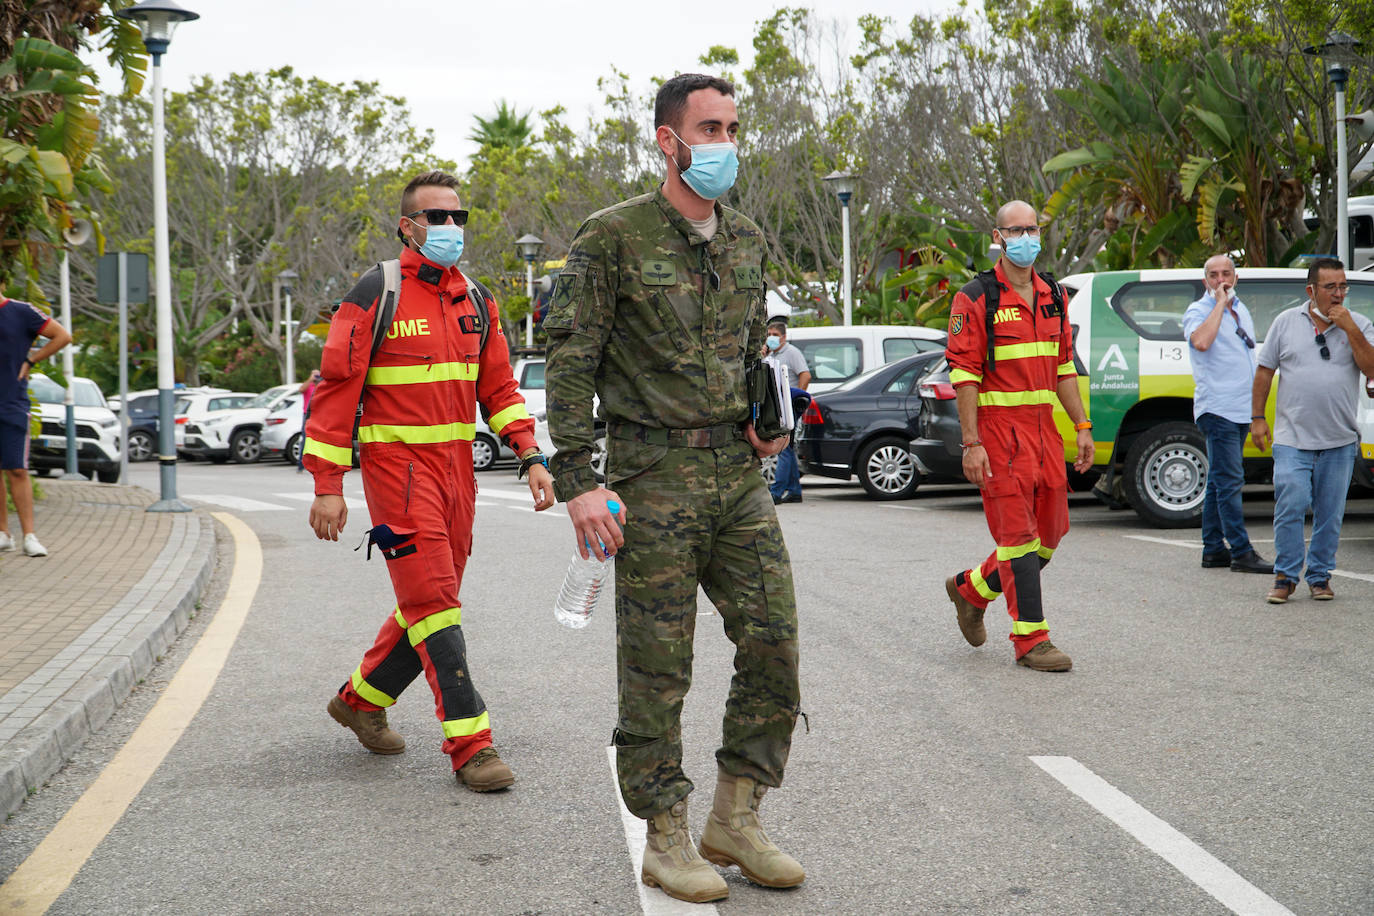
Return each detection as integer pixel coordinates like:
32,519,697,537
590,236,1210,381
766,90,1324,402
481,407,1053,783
544,73,803,904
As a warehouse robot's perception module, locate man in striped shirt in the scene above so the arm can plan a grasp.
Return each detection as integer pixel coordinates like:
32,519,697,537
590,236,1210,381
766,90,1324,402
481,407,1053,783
941,200,1095,672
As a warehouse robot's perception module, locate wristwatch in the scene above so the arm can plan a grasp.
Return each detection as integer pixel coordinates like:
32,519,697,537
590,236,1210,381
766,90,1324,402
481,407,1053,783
517,451,548,480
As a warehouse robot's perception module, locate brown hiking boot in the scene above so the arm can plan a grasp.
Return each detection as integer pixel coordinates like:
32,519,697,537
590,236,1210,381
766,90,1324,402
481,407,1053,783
699,770,805,889
642,800,729,903
1309,580,1335,600
946,576,986,647
327,695,405,755
1016,640,1072,672
456,747,514,792
1267,578,1297,604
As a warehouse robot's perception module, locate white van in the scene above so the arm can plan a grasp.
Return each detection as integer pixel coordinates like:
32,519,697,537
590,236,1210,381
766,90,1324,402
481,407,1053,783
784,325,947,393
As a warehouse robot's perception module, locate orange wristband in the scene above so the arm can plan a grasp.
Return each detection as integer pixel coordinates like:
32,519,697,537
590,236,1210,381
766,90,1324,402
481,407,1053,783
1074,420,1093,431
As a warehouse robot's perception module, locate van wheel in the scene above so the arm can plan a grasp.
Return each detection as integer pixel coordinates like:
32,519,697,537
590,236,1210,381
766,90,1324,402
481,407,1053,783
473,434,498,472
857,435,921,500
1122,421,1206,528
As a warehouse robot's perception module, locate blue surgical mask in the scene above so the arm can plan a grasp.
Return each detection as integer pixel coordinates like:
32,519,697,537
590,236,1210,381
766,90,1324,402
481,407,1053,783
418,224,463,267
1002,235,1040,268
669,127,739,200
766,335,782,351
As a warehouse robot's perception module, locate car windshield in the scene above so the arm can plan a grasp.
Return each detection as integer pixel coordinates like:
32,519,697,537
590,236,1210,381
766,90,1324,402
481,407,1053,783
174,397,191,415
244,389,282,408
27,375,107,407
27,375,65,404
827,362,893,393
72,379,107,407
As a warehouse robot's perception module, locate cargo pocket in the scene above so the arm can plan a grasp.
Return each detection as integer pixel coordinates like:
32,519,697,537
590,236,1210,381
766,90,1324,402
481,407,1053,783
358,524,418,562
605,437,667,487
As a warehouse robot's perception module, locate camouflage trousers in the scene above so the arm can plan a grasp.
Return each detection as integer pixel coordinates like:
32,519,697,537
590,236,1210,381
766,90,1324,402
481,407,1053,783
609,435,800,819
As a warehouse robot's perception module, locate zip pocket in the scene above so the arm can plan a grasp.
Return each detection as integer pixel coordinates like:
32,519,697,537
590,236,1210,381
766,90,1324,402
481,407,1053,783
404,461,414,514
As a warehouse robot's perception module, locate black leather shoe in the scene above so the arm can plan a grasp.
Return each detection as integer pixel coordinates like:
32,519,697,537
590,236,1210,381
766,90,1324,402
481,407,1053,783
1201,550,1232,568
1230,550,1274,574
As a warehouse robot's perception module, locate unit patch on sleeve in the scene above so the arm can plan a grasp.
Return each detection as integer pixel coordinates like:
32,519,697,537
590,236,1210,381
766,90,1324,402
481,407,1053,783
641,260,677,286
950,313,964,335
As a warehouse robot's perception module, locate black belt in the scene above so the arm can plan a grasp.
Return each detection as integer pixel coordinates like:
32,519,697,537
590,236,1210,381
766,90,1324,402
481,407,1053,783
608,420,742,448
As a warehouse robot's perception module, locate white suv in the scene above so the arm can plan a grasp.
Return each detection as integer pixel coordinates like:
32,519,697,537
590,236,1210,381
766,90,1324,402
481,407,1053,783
26,373,121,482
179,384,297,463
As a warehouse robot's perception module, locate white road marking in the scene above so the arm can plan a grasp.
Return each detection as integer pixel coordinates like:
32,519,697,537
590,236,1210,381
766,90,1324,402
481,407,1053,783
188,494,288,512
475,488,537,502
1030,756,1294,916
275,492,368,511
880,504,929,511
1124,535,1374,583
606,746,720,916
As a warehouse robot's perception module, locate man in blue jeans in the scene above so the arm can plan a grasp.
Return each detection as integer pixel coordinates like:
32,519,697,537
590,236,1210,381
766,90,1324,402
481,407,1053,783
1183,255,1272,573
1251,258,1374,603
764,318,810,504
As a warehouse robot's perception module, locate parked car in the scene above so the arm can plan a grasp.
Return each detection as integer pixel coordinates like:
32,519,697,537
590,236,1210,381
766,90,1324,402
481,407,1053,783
783,325,947,393
174,389,256,455
179,384,296,463
261,394,305,463
513,356,546,416
794,350,947,499
26,373,121,482
122,392,161,462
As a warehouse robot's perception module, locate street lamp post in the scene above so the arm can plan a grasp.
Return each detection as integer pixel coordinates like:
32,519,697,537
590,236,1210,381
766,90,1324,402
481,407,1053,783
59,219,91,479
515,234,545,347
823,170,858,326
117,0,198,513
278,268,299,384
1305,32,1364,266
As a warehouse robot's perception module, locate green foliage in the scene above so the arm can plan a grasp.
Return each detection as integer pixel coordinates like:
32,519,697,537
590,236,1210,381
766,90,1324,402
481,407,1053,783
469,101,534,151
882,205,1000,329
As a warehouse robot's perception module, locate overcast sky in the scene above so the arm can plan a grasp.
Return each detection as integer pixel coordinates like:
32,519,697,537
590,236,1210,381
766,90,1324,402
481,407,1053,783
88,0,951,167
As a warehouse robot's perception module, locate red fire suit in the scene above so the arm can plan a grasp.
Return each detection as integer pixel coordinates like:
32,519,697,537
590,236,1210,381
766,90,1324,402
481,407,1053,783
304,246,536,770
945,262,1076,658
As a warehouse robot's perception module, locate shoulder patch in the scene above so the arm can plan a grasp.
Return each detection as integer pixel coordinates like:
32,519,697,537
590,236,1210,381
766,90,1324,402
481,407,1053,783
950,314,964,335
339,264,385,314
641,259,677,286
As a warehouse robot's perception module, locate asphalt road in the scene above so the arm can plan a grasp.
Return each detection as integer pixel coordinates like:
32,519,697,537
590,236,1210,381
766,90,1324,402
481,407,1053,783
3,455,1372,915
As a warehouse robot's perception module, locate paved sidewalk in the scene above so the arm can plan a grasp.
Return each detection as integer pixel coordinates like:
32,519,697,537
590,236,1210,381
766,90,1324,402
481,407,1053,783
0,479,217,817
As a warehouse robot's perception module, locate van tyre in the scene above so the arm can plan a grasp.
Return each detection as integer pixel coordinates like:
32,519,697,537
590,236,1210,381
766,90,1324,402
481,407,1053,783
857,435,921,500
1122,421,1207,528
229,428,262,464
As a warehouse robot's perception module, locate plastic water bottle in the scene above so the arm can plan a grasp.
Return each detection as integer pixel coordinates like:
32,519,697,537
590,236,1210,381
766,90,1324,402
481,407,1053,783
554,500,622,629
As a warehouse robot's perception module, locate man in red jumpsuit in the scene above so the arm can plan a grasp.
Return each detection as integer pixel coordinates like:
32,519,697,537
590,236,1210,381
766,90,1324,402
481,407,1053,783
943,200,1094,672
305,170,554,790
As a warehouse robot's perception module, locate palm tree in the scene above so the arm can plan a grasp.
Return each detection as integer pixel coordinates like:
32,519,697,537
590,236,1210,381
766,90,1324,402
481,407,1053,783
468,100,534,150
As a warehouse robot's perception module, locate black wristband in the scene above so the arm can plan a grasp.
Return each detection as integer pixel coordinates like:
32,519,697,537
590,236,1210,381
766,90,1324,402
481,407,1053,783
23,358,33,368
517,452,548,480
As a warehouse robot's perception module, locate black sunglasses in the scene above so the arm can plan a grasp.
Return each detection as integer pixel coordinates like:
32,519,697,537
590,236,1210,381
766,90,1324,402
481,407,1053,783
1235,325,1255,349
406,208,468,227
1315,331,1330,360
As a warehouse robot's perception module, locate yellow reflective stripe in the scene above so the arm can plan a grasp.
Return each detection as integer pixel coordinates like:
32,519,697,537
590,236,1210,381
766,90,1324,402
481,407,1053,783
950,368,982,385
977,389,1057,407
358,421,476,444
996,538,1042,562
1037,544,1055,560
992,341,1058,361
1011,619,1050,636
442,710,491,739
393,608,407,630
407,607,462,647
304,437,352,467
970,567,999,601
487,402,531,435
366,361,479,386
1057,361,1075,375
350,665,396,708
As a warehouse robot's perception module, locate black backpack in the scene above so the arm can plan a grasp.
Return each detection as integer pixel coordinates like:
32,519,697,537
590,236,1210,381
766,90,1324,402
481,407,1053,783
959,269,1067,370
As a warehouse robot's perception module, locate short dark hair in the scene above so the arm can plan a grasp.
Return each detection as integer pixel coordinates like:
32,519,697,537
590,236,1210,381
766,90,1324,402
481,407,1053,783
654,73,735,130
767,317,788,331
400,170,460,217
1307,257,1344,286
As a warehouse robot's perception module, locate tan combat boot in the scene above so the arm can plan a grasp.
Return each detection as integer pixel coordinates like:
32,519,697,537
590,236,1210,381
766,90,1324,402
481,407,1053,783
641,801,729,903
327,695,405,754
456,747,515,792
699,770,805,888
947,575,986,647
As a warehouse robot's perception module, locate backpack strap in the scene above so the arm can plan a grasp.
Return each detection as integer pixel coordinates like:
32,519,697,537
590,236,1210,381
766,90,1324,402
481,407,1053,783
968,270,1001,370
370,259,402,360
460,270,493,356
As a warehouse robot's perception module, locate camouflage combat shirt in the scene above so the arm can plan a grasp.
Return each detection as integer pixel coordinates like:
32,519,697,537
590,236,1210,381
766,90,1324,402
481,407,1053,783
544,188,769,502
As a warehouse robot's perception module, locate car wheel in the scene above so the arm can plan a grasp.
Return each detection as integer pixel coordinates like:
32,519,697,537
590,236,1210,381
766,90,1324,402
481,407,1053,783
285,433,302,465
1122,421,1206,528
230,428,262,464
591,428,607,483
96,466,120,483
128,429,155,462
857,435,921,500
760,453,777,486
472,434,497,472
